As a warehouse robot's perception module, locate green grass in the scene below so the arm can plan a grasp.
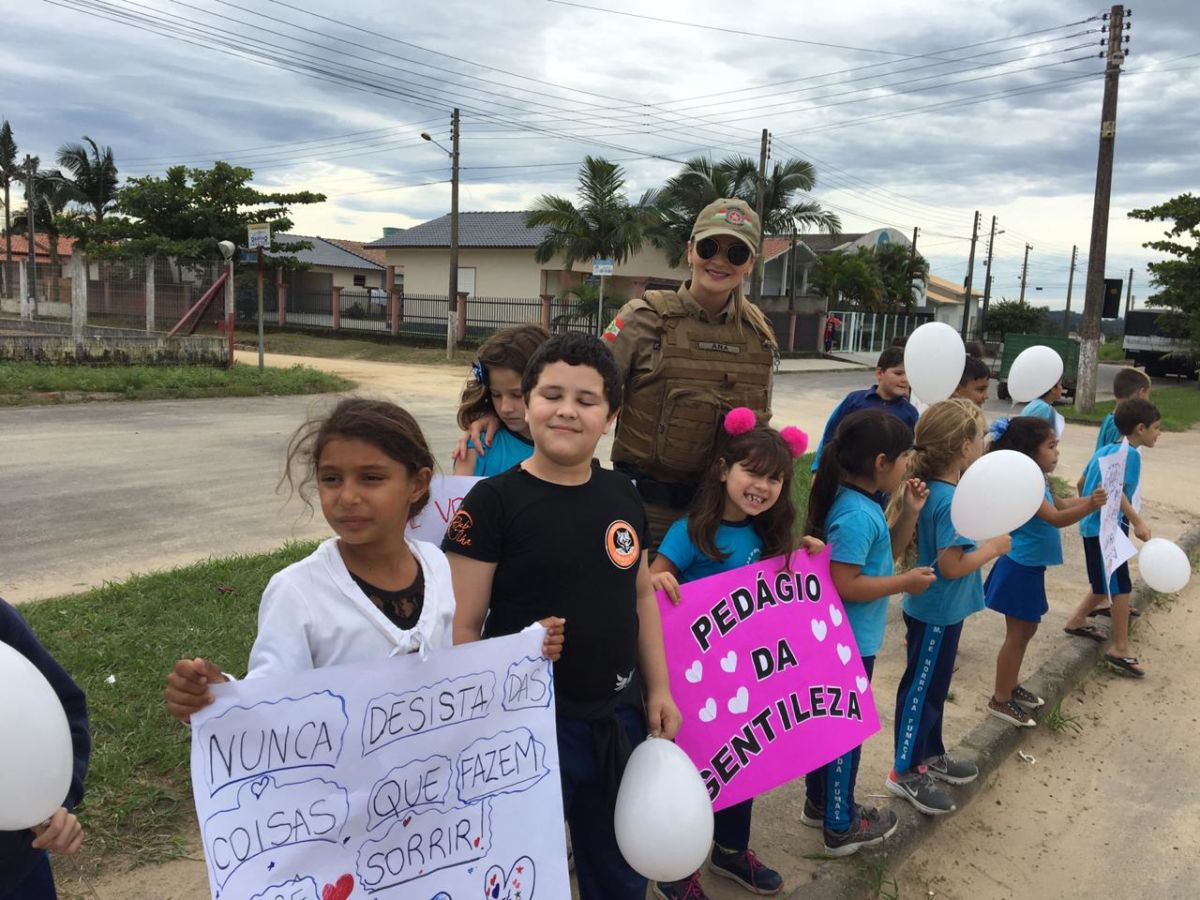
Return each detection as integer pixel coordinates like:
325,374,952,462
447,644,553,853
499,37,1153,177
1048,474,1076,499
792,453,815,527
0,362,353,406
1065,385,1200,432
236,328,477,366
1044,699,1084,735
18,543,318,870
1099,341,1127,362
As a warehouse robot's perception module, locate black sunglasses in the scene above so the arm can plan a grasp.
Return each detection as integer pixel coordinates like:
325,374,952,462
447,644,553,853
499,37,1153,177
695,237,752,266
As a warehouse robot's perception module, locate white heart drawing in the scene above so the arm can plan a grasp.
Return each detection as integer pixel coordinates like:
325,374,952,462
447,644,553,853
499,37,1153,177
837,643,852,665
811,619,828,642
699,698,717,722
727,686,749,714
856,675,869,693
720,651,737,673
685,660,703,683
830,606,844,627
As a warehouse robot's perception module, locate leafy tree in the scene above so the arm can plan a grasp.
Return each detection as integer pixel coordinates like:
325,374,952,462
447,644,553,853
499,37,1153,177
525,156,651,270
647,155,841,267
57,136,119,223
550,281,624,333
1,120,18,287
1129,193,1200,353
812,248,882,310
72,161,325,259
874,241,929,313
985,297,1045,336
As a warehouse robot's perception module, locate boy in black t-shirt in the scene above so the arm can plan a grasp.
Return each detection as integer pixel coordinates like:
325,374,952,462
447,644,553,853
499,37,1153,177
445,333,681,900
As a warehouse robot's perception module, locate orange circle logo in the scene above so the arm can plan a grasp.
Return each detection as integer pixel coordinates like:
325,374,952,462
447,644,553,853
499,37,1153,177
605,520,640,569
446,509,473,547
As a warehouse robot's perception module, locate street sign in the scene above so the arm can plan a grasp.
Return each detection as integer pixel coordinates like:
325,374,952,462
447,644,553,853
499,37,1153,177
239,250,257,264
247,223,271,249
592,258,614,276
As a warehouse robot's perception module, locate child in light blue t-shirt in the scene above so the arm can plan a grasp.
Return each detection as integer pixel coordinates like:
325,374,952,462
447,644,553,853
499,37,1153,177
886,400,1011,817
1020,378,1063,434
802,409,934,859
453,324,547,477
651,409,816,899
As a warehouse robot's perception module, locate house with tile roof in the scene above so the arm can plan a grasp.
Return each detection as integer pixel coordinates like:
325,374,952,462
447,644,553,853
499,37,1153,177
267,233,390,314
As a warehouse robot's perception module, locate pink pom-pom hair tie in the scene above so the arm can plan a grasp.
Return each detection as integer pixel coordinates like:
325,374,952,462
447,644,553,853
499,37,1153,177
780,426,809,459
723,406,758,436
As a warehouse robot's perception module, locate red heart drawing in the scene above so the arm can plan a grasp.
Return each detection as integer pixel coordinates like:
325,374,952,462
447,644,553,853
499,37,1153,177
402,816,412,827
321,874,354,900
473,837,481,848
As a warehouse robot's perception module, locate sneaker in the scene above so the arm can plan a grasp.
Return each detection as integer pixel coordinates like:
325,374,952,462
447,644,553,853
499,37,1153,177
800,796,824,828
923,753,979,785
822,805,899,857
988,696,1037,727
1012,685,1045,709
653,873,708,900
709,846,784,895
885,767,956,815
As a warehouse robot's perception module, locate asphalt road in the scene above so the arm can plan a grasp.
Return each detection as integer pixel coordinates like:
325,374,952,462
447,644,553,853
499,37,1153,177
0,362,1170,603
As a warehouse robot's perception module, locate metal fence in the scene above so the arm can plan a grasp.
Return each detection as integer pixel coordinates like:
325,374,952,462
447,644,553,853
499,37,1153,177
830,309,935,354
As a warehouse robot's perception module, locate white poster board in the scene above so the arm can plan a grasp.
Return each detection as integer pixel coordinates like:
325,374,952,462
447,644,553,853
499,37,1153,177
407,475,483,546
1097,439,1137,590
247,223,271,250
189,629,567,899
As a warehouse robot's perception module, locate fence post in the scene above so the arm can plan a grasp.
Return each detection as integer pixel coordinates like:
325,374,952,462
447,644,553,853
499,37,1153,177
787,310,797,352
71,255,87,342
18,260,30,319
540,293,553,331
145,257,156,332
331,286,342,331
276,268,287,326
455,291,468,342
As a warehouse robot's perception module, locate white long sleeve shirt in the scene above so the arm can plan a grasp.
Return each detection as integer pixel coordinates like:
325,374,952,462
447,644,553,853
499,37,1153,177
244,537,455,680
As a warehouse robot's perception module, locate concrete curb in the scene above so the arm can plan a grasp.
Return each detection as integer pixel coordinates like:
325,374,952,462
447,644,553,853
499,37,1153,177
789,523,1200,900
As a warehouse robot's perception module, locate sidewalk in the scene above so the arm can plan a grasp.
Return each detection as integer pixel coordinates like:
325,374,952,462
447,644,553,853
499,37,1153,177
777,355,867,373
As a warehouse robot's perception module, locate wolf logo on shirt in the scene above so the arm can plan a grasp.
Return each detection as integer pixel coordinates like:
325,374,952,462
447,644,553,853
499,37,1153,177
605,520,639,569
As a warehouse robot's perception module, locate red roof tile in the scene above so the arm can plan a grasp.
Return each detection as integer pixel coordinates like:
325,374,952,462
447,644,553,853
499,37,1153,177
0,234,76,262
326,238,390,268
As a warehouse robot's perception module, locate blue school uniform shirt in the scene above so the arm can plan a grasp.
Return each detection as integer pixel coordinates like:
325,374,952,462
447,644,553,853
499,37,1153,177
810,386,918,472
826,485,894,656
1020,398,1056,425
1008,485,1062,567
1079,441,1141,538
1094,412,1120,450
658,517,763,583
903,480,983,626
472,427,534,477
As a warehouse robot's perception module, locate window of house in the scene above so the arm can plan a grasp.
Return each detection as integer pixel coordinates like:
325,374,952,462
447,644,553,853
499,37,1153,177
353,274,366,287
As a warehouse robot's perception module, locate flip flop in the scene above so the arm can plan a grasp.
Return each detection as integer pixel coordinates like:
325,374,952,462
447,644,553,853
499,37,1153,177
1064,625,1106,643
1088,607,1142,619
1105,654,1146,678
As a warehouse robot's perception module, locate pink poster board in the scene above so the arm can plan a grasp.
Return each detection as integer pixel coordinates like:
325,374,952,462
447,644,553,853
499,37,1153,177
658,548,880,811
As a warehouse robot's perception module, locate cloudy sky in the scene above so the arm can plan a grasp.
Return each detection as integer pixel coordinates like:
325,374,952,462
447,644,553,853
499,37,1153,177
4,0,1198,311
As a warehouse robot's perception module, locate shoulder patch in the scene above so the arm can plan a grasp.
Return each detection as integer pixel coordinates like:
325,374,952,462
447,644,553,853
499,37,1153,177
605,520,640,569
601,316,624,343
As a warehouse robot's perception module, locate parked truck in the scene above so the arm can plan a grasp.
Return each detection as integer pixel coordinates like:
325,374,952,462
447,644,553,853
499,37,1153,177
1123,309,1198,379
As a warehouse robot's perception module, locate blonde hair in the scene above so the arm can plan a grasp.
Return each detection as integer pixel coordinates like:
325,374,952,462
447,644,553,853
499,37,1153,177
889,398,986,564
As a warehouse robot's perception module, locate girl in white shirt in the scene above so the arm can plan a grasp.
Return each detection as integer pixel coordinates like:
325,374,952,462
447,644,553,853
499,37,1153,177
165,398,564,720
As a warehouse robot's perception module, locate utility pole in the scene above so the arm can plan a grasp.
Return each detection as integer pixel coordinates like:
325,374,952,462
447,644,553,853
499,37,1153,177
1076,3,1128,412
959,210,980,340
24,155,36,315
1063,245,1078,334
1124,266,1134,319
750,127,770,306
447,108,460,360
978,215,998,338
1018,243,1032,303
907,226,920,309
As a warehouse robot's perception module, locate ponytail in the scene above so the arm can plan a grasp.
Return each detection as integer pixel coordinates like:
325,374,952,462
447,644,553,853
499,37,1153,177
805,436,844,541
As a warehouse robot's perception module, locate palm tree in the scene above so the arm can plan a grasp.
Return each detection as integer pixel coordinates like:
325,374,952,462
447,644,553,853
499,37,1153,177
525,156,650,271
0,120,18,296
648,155,842,267
812,249,882,311
57,135,119,223
11,170,78,303
874,242,929,313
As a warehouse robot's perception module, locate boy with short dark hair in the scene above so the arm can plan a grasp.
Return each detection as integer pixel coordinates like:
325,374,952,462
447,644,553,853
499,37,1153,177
1,599,90,900
811,346,918,473
1019,378,1064,427
1096,367,1151,449
445,333,682,900
1062,398,1161,678
953,356,991,407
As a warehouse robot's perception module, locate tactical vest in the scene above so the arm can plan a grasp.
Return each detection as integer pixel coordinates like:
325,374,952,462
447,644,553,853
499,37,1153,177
613,288,776,483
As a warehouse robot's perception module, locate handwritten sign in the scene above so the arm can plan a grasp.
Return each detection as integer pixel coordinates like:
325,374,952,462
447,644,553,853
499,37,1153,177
1098,439,1137,589
658,549,880,812
408,475,482,545
190,630,566,899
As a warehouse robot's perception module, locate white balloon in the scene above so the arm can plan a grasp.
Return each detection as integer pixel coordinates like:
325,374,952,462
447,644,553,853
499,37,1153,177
1138,539,1192,594
0,643,74,831
904,322,966,404
951,450,1046,541
1007,345,1064,403
614,737,714,881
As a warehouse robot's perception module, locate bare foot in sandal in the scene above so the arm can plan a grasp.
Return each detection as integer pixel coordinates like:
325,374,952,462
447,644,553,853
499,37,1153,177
1064,625,1107,643
1105,654,1145,678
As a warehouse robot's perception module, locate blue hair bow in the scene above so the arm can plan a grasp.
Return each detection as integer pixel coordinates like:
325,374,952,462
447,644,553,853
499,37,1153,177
470,360,488,388
987,417,1010,442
